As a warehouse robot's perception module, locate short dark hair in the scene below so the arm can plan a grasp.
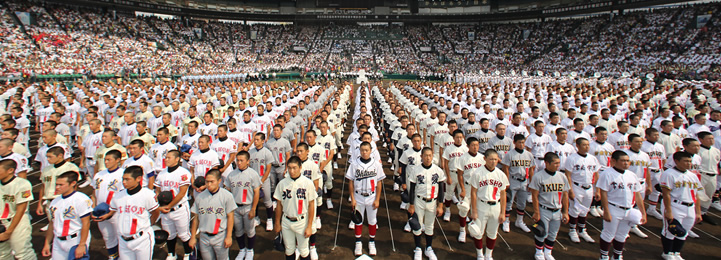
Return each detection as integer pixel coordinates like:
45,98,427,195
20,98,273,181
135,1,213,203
123,165,144,179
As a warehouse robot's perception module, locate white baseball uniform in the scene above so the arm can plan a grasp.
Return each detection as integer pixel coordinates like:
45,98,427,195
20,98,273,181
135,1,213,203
48,191,93,260
155,166,192,242
408,163,446,236
273,175,318,257
110,187,159,260
92,166,125,252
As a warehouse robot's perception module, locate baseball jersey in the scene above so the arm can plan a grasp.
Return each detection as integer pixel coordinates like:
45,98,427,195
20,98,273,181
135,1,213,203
237,121,257,144
0,176,32,221
252,114,273,134
399,147,423,168
211,137,237,165
91,167,125,205
529,169,570,209
470,165,510,202
442,143,468,173
226,129,244,147
119,123,138,146
547,141,577,169
110,187,159,237
154,166,192,206
665,152,702,175
48,191,93,238
122,155,156,186
346,157,385,195
315,134,336,173
642,141,666,172
506,123,529,139
131,132,155,153
462,122,482,136
225,167,262,205
188,149,222,178
179,133,201,153
150,141,178,172
475,130,495,152
562,153,600,185
307,142,329,169
0,152,29,176
456,151,486,180
297,159,322,185
502,148,535,180
95,143,127,171
590,140,615,170
624,149,651,184
525,133,553,159
596,167,643,208
273,175,318,218
248,146,273,178
543,123,562,141
40,162,80,200
699,145,721,175
659,167,703,204
198,123,218,138
658,131,682,156
486,135,512,162
409,164,446,199
190,188,238,234
266,136,292,167
36,142,72,170
608,131,630,151
567,129,591,147
163,124,180,139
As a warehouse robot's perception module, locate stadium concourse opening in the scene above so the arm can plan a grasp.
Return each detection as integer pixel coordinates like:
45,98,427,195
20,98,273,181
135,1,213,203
0,0,720,260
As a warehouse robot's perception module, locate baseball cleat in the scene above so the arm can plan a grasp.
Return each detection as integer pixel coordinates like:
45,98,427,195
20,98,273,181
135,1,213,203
544,251,556,260
315,216,322,229
413,247,423,260
424,247,438,260
393,183,399,191
404,222,411,232
310,246,318,260
348,221,355,230
630,226,647,238
646,208,663,220
234,249,246,260
166,253,177,260
569,229,581,243
458,229,466,243
477,249,485,260
579,229,595,243
326,199,334,209
443,208,451,222
266,219,273,232
674,252,685,260
687,230,699,238
589,207,601,217
369,241,377,256
502,219,510,233
661,253,674,260
516,218,531,233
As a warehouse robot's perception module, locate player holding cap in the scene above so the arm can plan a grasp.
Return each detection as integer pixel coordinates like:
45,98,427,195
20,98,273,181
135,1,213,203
469,149,509,260
597,151,647,260
659,151,703,260
41,171,92,260
501,134,534,233
106,166,161,259
456,137,485,242
190,169,237,260
155,150,193,260
37,146,80,219
90,149,125,259
347,141,385,256
408,147,446,260
0,159,36,259
273,156,318,260
225,151,261,260
624,133,652,238
529,152,570,260
563,137,599,243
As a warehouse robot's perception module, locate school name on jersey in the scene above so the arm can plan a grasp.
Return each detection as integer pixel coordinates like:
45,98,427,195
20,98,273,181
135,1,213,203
2,194,16,203
228,180,252,189
648,151,664,159
478,178,505,188
609,181,638,191
594,150,611,156
494,144,511,151
198,206,226,215
118,205,146,214
281,188,308,200
629,160,650,167
447,152,464,159
510,160,533,167
160,180,182,189
463,162,483,171
572,164,597,171
354,169,377,180
670,181,701,189
214,146,235,154
416,174,440,184
539,183,566,192
195,159,218,167
478,137,490,144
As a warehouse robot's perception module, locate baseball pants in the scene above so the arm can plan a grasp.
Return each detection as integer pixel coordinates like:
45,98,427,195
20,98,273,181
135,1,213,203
661,201,696,240
700,173,717,211
600,206,637,243
534,207,562,242
569,184,594,218
470,201,501,240
97,215,119,249
506,178,529,213
354,194,378,225
412,198,437,236
648,169,662,202
271,166,285,192
51,233,91,260
282,216,311,257
261,178,273,208
233,205,256,237
444,172,459,202
84,159,96,179
118,227,154,260
0,216,36,260
198,231,229,260
459,181,472,218
161,202,191,242
323,170,333,192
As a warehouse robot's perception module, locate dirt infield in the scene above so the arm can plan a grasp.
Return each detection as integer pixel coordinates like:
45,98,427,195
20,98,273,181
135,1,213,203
22,85,721,260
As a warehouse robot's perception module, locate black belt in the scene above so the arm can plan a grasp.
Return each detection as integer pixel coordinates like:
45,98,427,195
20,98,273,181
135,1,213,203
86,157,93,160
536,157,544,160
416,195,436,202
121,231,144,241
204,231,221,237
355,191,374,197
236,203,252,207
285,215,305,222
481,200,499,206
573,182,592,190
169,204,183,212
58,233,78,241
673,200,694,207
512,176,527,182
703,172,717,177
540,205,560,212
609,202,630,210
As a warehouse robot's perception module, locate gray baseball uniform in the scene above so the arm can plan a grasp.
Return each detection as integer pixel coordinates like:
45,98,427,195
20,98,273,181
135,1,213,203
502,148,535,213
224,167,262,237
249,146,275,208
266,136,292,191
529,169,570,242
191,187,237,260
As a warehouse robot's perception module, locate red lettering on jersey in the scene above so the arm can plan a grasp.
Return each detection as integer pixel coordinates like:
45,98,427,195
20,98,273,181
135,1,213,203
130,218,137,235
62,219,71,236
213,219,221,234
298,199,304,215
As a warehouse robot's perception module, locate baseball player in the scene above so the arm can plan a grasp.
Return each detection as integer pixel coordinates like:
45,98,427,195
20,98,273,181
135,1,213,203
123,139,157,189
249,132,274,231
273,156,318,260
178,121,200,154
456,136,486,242
224,151,261,260
295,143,322,259
547,128,577,170
190,169,237,260
41,171,92,260
697,131,720,219
530,152,570,260
469,149,509,260
102,166,161,260
155,150,193,260
642,128,668,220
316,121,337,210
37,146,80,216
0,139,28,179
347,142,385,256
408,147,446,260
398,133,423,230
486,124,512,163
441,129,467,222
0,159,36,260
501,134,535,233
563,138,599,243
212,125,238,180
526,121,553,169
189,135,221,192
624,133,652,238
266,124,292,199
589,126,615,217
90,149,124,259
95,130,127,173
659,151,704,260
152,128,180,174
597,151,647,260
